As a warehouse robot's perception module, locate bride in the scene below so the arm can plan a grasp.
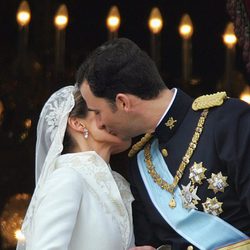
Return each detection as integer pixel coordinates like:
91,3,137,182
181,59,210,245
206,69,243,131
16,85,135,250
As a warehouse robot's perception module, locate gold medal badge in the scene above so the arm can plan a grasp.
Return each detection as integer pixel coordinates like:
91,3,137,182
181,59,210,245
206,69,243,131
207,172,229,194
202,197,223,216
189,162,207,185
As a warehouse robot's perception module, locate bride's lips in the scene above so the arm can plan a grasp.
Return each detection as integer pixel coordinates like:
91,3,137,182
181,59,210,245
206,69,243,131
107,129,117,136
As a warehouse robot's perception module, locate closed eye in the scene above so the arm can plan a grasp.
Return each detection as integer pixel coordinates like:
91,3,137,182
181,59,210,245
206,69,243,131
88,108,100,115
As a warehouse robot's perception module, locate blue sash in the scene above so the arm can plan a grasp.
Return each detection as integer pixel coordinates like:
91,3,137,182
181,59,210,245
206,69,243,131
137,139,248,250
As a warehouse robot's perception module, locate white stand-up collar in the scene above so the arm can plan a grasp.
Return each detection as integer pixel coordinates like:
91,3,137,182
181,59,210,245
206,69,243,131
156,88,177,127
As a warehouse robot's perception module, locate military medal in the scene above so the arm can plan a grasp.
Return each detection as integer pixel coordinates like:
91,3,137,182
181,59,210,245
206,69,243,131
189,162,207,185
207,172,229,194
169,196,176,208
180,182,200,210
202,197,223,216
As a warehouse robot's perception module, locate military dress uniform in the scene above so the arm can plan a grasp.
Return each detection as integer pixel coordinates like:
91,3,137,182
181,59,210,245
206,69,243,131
128,89,250,250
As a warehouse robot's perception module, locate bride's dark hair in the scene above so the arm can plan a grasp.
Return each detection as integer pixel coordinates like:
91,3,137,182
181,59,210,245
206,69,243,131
62,90,88,153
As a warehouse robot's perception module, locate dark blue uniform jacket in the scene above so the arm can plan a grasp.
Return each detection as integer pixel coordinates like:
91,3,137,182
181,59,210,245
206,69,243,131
129,89,250,250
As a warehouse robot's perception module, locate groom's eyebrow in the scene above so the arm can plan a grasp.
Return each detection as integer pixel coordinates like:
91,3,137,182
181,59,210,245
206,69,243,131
87,108,98,112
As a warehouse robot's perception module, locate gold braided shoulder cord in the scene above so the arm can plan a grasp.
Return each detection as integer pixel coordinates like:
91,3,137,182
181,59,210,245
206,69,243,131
144,109,209,208
128,133,153,157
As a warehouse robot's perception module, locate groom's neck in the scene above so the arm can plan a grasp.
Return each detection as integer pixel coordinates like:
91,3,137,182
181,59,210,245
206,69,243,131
137,88,174,134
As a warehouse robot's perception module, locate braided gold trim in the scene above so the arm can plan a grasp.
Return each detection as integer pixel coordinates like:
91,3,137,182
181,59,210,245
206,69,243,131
128,133,153,157
192,92,227,111
144,109,209,195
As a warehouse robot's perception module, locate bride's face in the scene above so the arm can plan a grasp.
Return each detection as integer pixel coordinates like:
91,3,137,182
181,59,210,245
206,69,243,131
83,112,131,154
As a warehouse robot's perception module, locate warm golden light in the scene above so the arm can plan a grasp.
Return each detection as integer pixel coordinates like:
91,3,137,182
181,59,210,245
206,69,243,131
20,131,28,141
240,87,250,104
16,1,31,27
179,14,193,39
223,22,237,48
54,4,69,30
0,194,31,248
148,7,163,34
24,118,32,129
15,229,25,241
106,6,121,32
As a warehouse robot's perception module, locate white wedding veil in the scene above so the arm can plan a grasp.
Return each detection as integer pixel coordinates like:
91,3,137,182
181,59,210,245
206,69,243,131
17,85,77,250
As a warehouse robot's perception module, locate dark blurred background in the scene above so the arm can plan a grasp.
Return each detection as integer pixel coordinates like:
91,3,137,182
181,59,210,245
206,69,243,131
0,0,250,248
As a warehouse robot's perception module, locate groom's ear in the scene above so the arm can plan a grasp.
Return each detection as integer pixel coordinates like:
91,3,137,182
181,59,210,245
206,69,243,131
115,93,131,112
68,117,85,133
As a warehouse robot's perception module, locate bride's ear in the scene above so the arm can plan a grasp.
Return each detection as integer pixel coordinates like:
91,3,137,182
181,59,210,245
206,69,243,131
67,117,85,133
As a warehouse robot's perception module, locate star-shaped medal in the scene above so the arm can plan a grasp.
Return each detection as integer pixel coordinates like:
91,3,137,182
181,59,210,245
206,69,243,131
202,197,223,216
189,162,207,185
180,182,201,210
207,172,229,194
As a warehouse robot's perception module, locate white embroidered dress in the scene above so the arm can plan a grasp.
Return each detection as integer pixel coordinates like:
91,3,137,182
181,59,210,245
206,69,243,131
29,151,134,250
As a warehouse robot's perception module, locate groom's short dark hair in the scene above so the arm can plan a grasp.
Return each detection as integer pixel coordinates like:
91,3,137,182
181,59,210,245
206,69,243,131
76,38,166,102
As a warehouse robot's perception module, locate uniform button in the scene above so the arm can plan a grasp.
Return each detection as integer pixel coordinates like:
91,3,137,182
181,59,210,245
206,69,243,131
161,148,168,157
187,246,193,250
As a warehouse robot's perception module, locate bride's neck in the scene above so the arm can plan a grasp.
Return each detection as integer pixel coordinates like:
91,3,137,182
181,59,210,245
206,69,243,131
93,145,111,163
74,142,111,163
72,133,112,163
72,143,91,154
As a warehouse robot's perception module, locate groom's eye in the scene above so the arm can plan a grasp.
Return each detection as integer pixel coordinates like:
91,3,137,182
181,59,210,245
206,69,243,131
88,108,99,115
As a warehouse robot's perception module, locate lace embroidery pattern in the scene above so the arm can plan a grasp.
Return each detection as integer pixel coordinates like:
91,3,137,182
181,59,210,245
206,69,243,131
58,152,134,249
42,87,75,142
45,101,67,141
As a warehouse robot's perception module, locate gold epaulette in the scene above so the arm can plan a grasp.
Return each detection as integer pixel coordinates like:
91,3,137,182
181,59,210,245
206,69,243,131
192,91,228,111
128,133,153,158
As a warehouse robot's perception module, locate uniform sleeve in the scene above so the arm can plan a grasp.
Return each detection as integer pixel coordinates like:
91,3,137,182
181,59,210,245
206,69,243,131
29,167,83,250
215,100,250,213
234,106,250,212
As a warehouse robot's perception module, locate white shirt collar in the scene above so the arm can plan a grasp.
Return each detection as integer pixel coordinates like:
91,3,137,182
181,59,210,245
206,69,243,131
156,88,177,127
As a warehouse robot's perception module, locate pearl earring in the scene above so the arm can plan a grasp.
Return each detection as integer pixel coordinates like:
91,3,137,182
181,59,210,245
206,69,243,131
83,127,89,139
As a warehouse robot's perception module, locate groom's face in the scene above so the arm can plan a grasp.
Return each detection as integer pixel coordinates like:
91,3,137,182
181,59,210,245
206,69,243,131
80,81,131,140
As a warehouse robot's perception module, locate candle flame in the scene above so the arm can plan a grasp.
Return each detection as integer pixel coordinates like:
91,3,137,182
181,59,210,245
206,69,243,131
223,23,237,48
16,1,31,27
54,4,69,30
148,7,163,34
106,6,121,32
179,14,193,39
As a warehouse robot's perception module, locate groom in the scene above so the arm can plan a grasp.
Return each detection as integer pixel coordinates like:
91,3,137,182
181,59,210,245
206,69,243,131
76,38,250,250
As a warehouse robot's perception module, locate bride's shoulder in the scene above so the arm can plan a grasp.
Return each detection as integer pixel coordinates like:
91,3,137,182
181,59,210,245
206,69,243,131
48,165,82,185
